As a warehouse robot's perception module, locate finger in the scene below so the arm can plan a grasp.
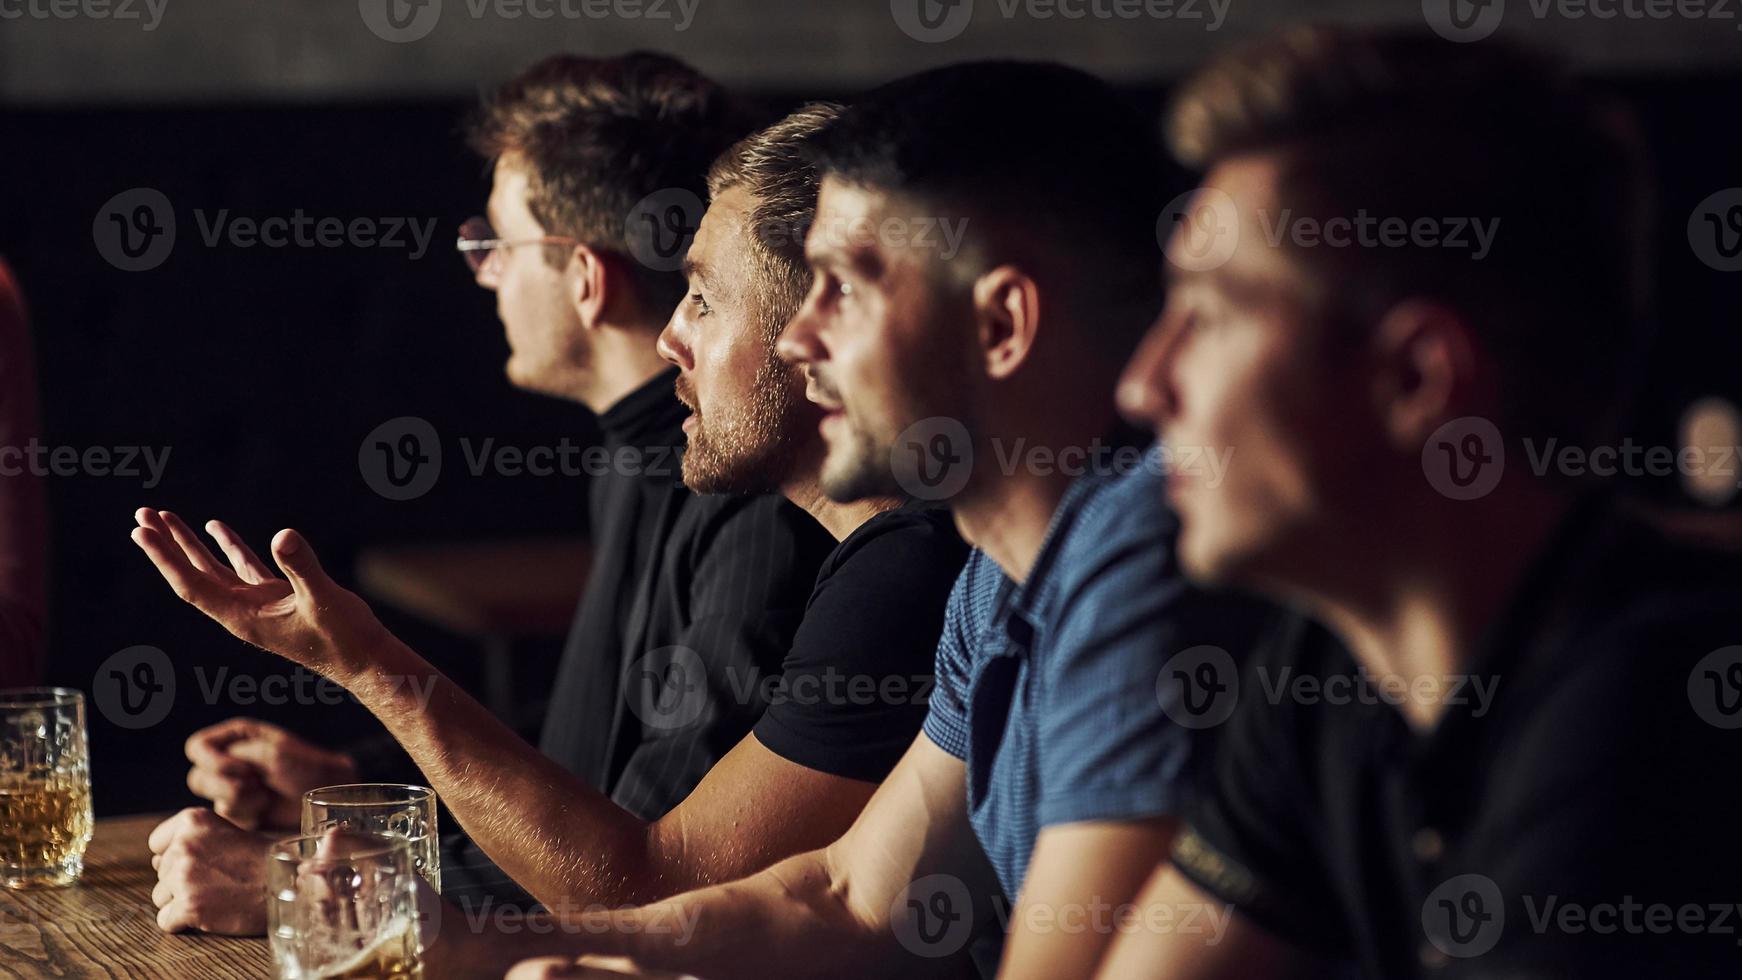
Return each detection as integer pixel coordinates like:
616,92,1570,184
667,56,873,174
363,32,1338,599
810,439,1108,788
269,529,332,599
187,764,257,806
147,810,194,854
158,511,227,578
206,520,276,585
213,790,269,831
132,525,227,612
151,878,175,909
185,718,266,768
156,898,196,934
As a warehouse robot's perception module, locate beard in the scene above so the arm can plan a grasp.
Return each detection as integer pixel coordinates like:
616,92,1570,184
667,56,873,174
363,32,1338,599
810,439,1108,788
676,352,813,495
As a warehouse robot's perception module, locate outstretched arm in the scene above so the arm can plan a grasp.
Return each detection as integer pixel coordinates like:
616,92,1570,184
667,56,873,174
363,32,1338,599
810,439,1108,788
129,509,868,913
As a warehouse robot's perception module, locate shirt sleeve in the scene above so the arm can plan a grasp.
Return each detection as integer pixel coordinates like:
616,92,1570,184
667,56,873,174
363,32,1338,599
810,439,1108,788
609,495,830,820
1033,472,1271,830
920,555,988,761
754,511,968,782
1171,615,1351,956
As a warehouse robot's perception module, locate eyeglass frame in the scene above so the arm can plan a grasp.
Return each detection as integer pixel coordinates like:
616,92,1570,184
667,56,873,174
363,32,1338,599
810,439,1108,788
455,216,581,280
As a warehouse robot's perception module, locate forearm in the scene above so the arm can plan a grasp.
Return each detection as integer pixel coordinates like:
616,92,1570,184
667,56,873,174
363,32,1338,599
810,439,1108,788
335,634,675,911
542,847,921,980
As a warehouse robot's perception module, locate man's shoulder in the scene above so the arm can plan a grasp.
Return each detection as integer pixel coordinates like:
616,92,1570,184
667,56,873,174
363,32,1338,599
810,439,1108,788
1049,454,1181,600
671,491,834,558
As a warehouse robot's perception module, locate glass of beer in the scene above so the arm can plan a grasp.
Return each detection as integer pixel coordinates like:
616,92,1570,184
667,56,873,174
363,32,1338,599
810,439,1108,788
267,830,424,979
302,784,440,893
0,688,93,888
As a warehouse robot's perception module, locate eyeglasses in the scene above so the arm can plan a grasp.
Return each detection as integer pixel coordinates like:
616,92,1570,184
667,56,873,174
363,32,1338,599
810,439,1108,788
455,216,579,276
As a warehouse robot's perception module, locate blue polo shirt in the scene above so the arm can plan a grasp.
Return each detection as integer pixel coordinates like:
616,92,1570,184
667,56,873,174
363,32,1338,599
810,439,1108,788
922,446,1271,899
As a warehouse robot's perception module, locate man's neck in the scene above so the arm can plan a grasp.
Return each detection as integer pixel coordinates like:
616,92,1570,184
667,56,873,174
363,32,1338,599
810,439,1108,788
781,476,900,542
578,322,672,415
1301,479,1572,731
953,466,1077,584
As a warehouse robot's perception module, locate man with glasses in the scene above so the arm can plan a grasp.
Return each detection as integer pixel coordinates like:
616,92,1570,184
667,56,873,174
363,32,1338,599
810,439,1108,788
143,52,839,934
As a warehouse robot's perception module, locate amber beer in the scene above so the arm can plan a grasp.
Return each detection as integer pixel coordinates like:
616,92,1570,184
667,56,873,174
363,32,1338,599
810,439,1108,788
315,917,422,979
0,689,93,889
0,779,94,874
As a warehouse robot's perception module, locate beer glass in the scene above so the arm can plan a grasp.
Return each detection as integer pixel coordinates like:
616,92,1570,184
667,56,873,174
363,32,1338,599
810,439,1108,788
0,688,93,888
302,784,440,892
268,831,423,979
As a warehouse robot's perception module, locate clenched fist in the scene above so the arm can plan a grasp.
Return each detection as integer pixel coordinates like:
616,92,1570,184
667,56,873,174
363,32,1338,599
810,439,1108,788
147,807,275,935
184,717,357,831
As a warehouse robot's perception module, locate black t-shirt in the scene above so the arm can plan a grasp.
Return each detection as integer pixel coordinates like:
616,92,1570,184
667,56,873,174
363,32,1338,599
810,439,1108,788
753,504,969,782
1175,499,1742,979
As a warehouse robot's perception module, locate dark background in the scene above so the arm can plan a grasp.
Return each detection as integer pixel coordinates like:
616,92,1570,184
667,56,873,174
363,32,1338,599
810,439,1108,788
1,70,1738,816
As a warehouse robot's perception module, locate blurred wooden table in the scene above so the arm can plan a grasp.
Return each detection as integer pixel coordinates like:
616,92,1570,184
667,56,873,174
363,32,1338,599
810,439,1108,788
357,537,591,719
0,813,266,978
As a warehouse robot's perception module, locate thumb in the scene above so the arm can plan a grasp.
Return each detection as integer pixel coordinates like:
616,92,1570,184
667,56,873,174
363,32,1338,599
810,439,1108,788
270,529,330,597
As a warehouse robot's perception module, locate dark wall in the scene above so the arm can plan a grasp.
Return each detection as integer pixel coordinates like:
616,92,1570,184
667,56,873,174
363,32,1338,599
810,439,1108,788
0,75,1737,816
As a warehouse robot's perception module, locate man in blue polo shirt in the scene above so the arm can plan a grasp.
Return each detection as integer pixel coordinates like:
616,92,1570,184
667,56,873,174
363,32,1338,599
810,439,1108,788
498,60,1274,980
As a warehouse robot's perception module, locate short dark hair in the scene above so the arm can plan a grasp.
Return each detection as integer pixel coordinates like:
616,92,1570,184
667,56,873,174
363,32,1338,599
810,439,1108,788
706,103,845,339
807,61,1168,357
1168,26,1654,452
469,52,758,313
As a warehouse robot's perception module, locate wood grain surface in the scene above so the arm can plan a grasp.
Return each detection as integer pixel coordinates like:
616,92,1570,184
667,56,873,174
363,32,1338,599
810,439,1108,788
0,813,267,978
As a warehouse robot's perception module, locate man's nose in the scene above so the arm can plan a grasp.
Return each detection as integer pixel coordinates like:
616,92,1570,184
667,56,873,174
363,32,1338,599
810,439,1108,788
657,314,692,370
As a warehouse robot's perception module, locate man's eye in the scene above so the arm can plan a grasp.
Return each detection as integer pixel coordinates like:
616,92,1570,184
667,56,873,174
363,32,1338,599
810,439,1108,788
691,293,712,317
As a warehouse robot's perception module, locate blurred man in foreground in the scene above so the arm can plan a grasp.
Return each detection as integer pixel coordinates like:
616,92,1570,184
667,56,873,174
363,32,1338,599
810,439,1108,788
1104,26,1742,980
